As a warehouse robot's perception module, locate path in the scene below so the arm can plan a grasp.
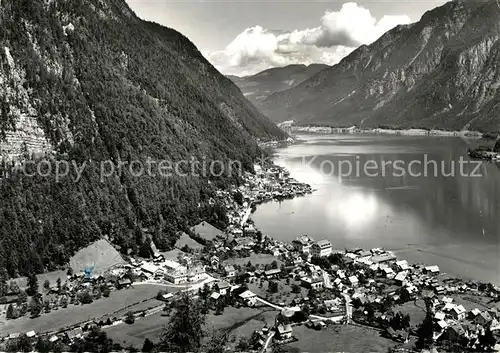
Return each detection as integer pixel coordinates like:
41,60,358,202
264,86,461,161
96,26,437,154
261,331,275,353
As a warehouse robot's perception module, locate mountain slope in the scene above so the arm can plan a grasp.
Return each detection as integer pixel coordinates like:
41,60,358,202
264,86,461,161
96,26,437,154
0,0,286,276
258,0,500,132
229,64,329,109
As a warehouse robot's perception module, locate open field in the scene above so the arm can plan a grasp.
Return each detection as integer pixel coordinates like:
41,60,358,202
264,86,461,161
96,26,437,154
107,306,278,349
69,239,127,274
283,325,412,352
106,312,169,348
248,278,305,306
11,270,68,290
191,221,222,241
393,300,427,329
0,284,168,336
225,253,283,268
175,232,203,250
160,249,184,261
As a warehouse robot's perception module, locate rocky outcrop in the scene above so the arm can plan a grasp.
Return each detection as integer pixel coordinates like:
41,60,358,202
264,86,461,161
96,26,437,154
258,0,500,132
0,46,53,160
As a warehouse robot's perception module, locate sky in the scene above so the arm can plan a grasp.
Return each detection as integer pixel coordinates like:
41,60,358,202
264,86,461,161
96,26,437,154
125,0,448,76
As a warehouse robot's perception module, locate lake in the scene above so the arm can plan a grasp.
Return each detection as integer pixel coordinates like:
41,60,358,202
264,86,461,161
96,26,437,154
253,133,500,284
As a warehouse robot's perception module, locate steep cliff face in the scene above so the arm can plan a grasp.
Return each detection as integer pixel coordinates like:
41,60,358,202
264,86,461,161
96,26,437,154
0,0,285,161
258,0,500,131
0,0,286,276
229,64,329,108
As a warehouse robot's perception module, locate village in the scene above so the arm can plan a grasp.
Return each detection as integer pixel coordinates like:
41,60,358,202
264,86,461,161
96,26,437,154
1,162,499,352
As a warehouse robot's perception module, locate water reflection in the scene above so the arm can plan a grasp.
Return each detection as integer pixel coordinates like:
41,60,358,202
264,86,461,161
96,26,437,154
253,134,500,283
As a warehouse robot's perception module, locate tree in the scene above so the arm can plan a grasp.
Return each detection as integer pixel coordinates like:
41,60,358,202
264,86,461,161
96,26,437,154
494,139,500,153
6,304,15,319
215,299,225,315
142,338,154,352
291,284,301,294
268,281,278,293
56,278,62,291
67,267,73,276
236,336,249,351
17,290,28,305
158,293,205,353
271,260,278,269
416,299,434,350
125,311,135,324
79,291,93,304
203,329,227,353
6,333,32,352
9,281,20,294
29,298,43,318
43,280,50,290
139,237,152,258
27,272,38,296
479,327,496,351
0,269,7,298
103,288,111,298
233,191,244,205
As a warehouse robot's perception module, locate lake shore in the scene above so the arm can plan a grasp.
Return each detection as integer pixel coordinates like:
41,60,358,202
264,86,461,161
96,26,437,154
290,125,484,138
251,134,500,287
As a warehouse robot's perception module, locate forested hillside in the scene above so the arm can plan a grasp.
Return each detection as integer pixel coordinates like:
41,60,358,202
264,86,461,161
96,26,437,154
0,0,286,277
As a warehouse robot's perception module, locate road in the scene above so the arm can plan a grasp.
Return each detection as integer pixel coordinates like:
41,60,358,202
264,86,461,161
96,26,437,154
343,294,352,324
261,331,275,353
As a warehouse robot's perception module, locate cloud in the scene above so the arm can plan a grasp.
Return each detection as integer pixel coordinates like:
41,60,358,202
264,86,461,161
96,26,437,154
205,2,412,76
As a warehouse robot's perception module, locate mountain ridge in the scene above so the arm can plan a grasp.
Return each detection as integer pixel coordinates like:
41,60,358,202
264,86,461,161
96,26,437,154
257,0,500,132
228,63,329,108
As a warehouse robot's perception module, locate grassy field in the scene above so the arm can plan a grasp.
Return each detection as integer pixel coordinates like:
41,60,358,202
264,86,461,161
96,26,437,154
106,312,169,348
191,221,222,241
0,284,168,336
69,239,126,274
248,277,305,306
225,253,283,268
393,300,427,329
107,306,278,349
283,325,407,352
175,232,203,250
11,270,68,290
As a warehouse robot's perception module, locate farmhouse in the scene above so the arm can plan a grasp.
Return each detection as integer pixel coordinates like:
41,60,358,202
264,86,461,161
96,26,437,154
301,276,323,289
65,327,83,341
264,269,281,279
238,290,257,306
424,265,440,274
214,281,231,295
473,311,492,326
224,265,237,278
276,324,293,340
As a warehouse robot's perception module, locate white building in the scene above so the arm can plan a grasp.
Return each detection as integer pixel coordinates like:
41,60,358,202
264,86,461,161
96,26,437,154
311,240,332,258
